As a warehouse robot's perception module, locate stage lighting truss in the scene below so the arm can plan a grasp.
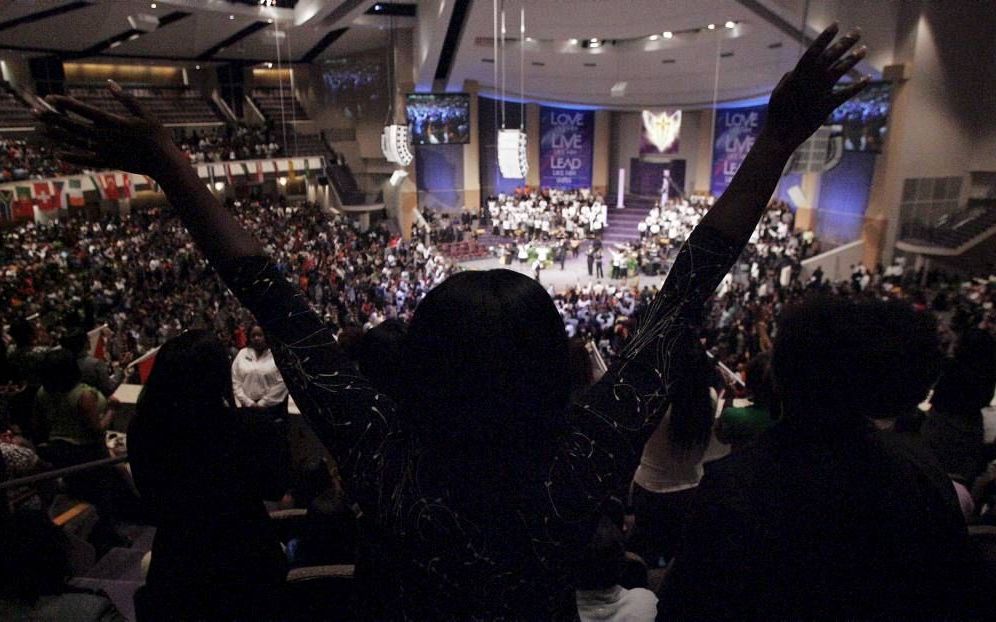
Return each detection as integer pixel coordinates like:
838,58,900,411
498,128,528,179
381,124,413,166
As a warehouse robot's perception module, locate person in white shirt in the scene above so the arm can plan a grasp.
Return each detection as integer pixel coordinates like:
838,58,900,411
231,325,288,416
575,516,658,622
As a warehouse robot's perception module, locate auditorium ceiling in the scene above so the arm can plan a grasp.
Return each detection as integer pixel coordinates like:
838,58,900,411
0,0,894,109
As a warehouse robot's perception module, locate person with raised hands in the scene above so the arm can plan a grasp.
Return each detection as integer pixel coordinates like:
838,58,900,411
37,26,885,619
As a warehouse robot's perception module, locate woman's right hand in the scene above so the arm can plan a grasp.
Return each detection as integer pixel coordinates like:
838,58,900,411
34,80,185,179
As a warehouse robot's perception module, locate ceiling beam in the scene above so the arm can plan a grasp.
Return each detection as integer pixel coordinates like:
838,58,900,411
432,0,472,90
196,21,271,61
0,1,92,33
299,28,349,63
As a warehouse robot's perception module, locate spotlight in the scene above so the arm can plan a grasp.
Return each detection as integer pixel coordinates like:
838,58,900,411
150,2,156,7
229,14,235,20
649,34,659,41
707,23,716,30
195,64,200,69
569,38,578,44
663,31,673,39
278,177,288,186
214,181,225,191
589,38,602,48
725,20,736,29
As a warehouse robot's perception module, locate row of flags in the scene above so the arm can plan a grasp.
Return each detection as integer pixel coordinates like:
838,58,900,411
0,157,325,223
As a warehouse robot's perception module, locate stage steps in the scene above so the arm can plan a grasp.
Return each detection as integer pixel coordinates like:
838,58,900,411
602,195,657,245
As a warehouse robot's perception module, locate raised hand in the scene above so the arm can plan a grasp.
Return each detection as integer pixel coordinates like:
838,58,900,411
763,24,869,153
34,80,185,179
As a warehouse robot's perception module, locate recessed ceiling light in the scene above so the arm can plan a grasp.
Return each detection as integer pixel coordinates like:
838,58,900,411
589,38,599,43
663,31,673,39
229,14,235,20
569,38,578,44
707,23,716,30
267,18,274,23
195,64,201,69
649,34,659,41
725,21,736,29
525,36,534,42
150,2,156,7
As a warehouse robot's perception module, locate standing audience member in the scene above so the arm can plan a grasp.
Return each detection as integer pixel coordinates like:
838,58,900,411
129,330,287,621
661,296,992,619
231,325,288,418
922,328,996,487
716,352,777,452
574,516,657,622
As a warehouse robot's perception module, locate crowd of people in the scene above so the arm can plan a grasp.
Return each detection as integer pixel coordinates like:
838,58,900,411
1,123,287,184
1,138,74,182
487,188,609,241
1,26,996,622
174,123,283,164
0,198,455,392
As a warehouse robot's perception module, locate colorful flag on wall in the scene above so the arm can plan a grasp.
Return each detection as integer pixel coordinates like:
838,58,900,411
13,186,33,220
224,163,234,185
288,160,296,180
118,173,133,198
67,178,86,207
32,182,55,211
100,174,120,200
51,180,66,210
0,189,13,221
88,175,104,199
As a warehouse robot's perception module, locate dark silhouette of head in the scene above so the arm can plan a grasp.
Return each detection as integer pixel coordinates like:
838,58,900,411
772,295,941,430
137,330,234,427
357,319,408,399
58,329,88,357
40,348,81,394
8,318,35,350
0,509,72,603
404,269,569,460
932,328,996,416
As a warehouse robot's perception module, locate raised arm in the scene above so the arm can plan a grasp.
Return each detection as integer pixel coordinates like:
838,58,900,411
35,86,400,507
549,25,869,521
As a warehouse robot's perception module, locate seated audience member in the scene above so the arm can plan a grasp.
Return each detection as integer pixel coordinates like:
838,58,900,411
716,352,776,452
574,515,657,622
33,349,134,553
39,25,868,617
129,330,288,621
0,509,125,621
59,329,117,399
661,296,991,619
922,328,996,486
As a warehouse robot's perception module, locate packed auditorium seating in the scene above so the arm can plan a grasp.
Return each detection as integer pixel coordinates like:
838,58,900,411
0,82,34,130
251,88,309,123
66,86,223,126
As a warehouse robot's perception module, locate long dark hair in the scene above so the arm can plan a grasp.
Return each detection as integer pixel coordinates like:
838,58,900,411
665,333,717,452
136,330,234,430
403,269,570,463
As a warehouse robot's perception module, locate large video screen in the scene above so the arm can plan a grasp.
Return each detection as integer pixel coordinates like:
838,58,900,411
828,81,892,153
406,93,471,145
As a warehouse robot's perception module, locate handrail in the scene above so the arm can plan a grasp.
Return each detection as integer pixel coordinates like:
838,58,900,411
0,454,128,491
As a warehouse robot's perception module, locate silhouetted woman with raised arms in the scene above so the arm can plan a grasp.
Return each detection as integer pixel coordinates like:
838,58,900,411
38,25,868,618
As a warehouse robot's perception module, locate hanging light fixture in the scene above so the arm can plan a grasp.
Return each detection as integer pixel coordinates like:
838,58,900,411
381,14,413,166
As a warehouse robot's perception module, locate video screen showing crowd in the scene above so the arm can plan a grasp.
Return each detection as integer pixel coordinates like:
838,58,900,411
2,22,996,622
